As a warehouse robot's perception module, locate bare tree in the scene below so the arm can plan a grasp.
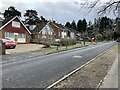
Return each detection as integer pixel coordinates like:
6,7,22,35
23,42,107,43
75,0,120,15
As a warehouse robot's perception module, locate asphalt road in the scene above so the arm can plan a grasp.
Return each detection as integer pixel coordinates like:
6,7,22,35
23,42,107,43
2,42,116,88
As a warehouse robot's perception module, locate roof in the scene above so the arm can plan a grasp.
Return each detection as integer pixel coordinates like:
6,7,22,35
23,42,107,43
0,17,4,21
51,22,71,32
0,16,31,34
31,20,48,33
52,22,80,33
67,27,80,33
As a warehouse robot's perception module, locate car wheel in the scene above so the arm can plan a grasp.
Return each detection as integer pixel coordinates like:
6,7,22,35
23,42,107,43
13,46,16,49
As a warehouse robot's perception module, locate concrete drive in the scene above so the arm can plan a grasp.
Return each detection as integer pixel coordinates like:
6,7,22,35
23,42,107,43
6,44,44,54
100,55,118,88
2,42,116,88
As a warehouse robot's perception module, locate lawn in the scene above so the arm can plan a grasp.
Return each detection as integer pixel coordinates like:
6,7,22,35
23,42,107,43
40,42,96,55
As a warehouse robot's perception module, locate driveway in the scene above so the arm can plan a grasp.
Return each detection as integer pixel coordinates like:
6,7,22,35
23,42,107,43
2,42,116,88
6,44,44,54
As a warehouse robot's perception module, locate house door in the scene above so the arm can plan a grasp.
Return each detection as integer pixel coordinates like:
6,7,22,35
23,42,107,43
14,35,18,42
14,33,18,43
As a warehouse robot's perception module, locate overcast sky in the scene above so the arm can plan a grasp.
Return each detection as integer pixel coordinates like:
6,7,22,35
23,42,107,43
0,0,117,25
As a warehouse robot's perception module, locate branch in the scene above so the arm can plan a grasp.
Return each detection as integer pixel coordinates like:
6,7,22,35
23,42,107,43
98,1,120,15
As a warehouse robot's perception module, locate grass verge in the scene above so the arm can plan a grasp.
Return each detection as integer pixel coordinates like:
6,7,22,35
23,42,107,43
40,44,88,55
53,44,118,88
40,42,98,55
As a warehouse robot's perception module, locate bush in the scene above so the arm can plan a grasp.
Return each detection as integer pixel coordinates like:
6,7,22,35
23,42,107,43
43,43,51,48
95,34,103,41
61,38,77,46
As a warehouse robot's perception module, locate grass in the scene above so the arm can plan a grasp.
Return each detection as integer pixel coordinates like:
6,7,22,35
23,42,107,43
40,42,97,55
53,44,118,88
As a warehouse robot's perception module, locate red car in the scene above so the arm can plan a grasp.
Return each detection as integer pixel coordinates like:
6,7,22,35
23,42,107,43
0,38,16,49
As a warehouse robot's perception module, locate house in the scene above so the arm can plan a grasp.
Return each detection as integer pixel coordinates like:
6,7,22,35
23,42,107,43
50,22,71,40
30,21,55,44
30,20,81,44
51,22,81,39
0,16,31,44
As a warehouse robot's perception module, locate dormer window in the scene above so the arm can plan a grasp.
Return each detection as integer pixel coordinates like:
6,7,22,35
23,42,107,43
12,21,20,28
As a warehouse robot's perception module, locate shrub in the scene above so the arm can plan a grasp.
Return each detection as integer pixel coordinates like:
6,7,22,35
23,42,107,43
95,34,103,41
43,43,51,48
61,38,77,46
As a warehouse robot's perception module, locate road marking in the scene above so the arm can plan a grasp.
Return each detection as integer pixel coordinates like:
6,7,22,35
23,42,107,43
73,55,82,58
46,47,111,89
2,42,115,66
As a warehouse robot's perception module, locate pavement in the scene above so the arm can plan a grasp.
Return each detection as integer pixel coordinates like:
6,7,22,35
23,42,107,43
100,55,118,88
6,44,44,54
1,41,117,88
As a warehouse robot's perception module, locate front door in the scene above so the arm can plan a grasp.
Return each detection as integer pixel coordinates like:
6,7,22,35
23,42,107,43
14,33,18,43
14,35,18,43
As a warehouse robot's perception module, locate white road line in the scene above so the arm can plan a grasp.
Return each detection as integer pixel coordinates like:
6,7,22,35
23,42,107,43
46,47,110,89
73,55,82,58
2,42,114,66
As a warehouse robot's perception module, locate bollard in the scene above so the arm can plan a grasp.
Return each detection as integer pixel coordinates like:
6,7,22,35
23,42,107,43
2,42,6,55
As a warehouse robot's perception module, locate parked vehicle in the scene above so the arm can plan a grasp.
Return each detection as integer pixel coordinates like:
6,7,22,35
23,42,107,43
116,38,120,42
0,38,16,49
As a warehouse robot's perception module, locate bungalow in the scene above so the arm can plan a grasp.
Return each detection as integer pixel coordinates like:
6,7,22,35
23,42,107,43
30,20,81,44
50,22,71,40
30,21,55,44
0,16,31,44
50,22,81,39
68,28,80,39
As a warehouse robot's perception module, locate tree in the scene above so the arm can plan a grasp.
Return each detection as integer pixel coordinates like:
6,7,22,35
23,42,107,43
92,16,114,40
65,22,71,28
24,9,40,25
3,6,21,18
82,19,87,32
71,20,77,29
75,0,120,15
40,16,47,22
87,21,94,38
77,19,83,32
95,34,103,41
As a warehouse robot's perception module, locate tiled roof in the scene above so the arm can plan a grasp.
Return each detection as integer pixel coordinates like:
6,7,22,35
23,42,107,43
32,20,48,33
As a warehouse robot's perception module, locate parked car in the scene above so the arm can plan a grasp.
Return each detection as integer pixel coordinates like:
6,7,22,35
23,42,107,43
0,38,16,49
116,38,120,42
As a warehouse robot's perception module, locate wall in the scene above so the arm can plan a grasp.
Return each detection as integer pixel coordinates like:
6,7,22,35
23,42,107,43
50,23,62,39
1,18,30,43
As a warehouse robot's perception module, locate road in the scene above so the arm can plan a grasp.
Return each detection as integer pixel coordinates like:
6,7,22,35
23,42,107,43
2,42,116,88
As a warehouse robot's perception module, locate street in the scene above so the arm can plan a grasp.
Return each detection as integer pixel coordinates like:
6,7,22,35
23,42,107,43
2,42,116,88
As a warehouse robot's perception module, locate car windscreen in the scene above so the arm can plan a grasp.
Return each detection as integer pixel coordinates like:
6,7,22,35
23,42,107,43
2,39,12,43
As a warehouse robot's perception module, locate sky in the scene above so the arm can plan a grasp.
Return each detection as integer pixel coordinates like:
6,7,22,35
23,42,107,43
0,0,117,25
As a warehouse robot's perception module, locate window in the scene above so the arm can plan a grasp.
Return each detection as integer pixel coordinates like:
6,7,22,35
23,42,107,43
5,32,14,38
12,21,20,28
18,33,25,38
62,31,67,38
42,25,53,35
70,32,75,39
42,29,45,35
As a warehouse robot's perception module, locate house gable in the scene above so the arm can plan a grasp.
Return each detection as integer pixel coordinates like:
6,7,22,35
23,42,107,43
0,16,31,34
39,22,54,35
